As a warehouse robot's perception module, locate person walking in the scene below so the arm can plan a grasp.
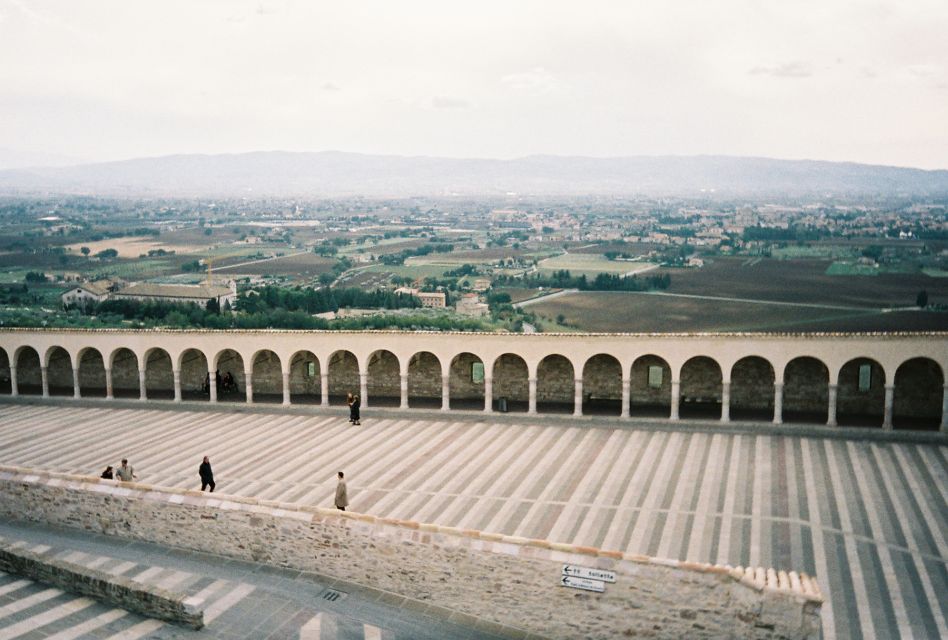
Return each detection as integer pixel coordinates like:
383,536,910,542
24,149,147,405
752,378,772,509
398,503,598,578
334,471,349,511
199,456,215,492
100,465,113,479
115,458,136,482
350,394,361,426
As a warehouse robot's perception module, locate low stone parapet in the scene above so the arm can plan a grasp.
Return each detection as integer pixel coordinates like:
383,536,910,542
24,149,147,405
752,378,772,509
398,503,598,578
0,536,203,629
0,466,821,639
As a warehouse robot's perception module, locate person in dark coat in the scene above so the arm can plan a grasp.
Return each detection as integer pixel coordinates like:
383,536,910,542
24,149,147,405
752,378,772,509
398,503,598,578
199,456,215,492
100,465,113,479
350,394,361,425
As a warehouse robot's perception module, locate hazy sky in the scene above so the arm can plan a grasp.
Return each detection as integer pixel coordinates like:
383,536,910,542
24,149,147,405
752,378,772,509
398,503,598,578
1,0,946,168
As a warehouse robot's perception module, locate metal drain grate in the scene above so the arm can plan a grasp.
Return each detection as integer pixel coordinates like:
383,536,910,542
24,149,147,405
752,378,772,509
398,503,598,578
320,588,347,602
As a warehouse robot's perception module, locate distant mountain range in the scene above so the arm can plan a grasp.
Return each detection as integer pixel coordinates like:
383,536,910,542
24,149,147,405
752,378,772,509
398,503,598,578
0,151,945,198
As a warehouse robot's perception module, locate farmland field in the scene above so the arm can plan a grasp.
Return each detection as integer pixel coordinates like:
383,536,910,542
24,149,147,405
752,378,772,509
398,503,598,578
526,291,948,333
657,257,948,308
362,262,452,280
213,252,336,278
537,252,657,277
65,236,208,258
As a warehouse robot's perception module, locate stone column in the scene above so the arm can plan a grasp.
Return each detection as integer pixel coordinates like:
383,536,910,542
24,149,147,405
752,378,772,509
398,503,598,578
484,377,493,413
621,377,631,418
441,374,450,411
528,378,538,414
720,381,731,423
208,371,217,403
670,379,680,421
72,367,80,399
826,383,838,427
772,382,783,425
882,384,894,430
573,378,583,416
399,373,409,409
9,365,17,397
245,370,254,404
320,372,329,407
941,384,948,432
105,368,113,400
359,372,368,409
282,372,291,406
173,369,182,403
138,370,147,401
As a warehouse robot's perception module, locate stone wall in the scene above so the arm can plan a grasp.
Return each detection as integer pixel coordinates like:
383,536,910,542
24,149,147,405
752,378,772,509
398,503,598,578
732,357,775,411
251,350,283,395
408,351,442,403
449,352,484,400
784,358,828,416
492,353,529,402
289,351,321,397
893,357,943,421
837,359,885,418
681,356,723,402
582,354,622,400
328,351,359,398
537,355,574,404
0,467,822,640
631,355,672,407
0,540,203,629
367,350,400,400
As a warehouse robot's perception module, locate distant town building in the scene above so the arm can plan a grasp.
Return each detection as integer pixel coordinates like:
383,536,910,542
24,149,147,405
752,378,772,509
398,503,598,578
111,282,237,308
394,287,447,308
471,278,492,292
61,281,111,308
456,293,489,317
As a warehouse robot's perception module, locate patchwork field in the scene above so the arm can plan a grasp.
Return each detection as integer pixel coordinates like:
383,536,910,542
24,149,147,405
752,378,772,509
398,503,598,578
537,252,657,277
213,252,336,278
526,290,948,332
65,236,207,259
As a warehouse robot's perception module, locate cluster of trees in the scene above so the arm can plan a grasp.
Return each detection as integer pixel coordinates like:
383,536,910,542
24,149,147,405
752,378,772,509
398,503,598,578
0,284,41,305
495,270,671,291
237,285,420,314
379,242,453,265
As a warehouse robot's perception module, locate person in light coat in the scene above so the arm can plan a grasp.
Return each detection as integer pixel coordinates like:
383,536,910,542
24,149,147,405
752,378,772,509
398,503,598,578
334,471,349,511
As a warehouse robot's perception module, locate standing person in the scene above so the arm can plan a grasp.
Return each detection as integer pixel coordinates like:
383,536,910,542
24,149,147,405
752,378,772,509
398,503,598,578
350,394,361,426
115,458,137,482
100,465,113,479
199,456,215,492
334,471,349,511
347,392,355,423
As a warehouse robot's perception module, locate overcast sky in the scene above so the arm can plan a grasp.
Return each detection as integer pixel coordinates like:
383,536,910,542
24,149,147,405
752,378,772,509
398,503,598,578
1,0,946,169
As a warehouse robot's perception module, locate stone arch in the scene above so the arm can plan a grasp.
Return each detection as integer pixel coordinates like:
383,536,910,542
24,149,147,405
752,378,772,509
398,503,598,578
175,348,208,401
289,350,321,404
366,349,400,407
837,357,886,427
213,349,247,402
109,347,141,398
327,350,359,406
0,347,10,395
143,348,174,400
492,353,529,412
630,355,672,417
449,352,485,410
582,353,622,415
77,347,107,398
783,357,829,424
14,346,42,395
679,356,723,419
730,356,775,421
45,346,74,396
407,351,442,409
536,354,574,414
251,349,283,403
893,357,943,430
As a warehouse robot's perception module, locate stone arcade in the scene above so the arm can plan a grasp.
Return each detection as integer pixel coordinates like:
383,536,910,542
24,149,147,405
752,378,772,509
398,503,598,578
0,329,944,430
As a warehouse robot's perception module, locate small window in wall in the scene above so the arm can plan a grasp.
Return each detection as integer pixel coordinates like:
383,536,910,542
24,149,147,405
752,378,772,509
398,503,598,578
858,364,872,392
306,361,316,377
472,361,485,384
648,365,663,388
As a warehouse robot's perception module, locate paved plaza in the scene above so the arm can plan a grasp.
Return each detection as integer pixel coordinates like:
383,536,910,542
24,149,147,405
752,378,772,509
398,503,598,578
0,402,945,640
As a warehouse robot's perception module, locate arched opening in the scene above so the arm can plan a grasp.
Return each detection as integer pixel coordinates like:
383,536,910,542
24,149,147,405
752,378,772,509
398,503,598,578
536,354,574,414
680,356,723,419
251,350,283,403
0,348,10,395
837,358,885,427
783,357,829,424
109,348,140,398
327,350,359,406
449,352,484,410
730,356,775,421
46,346,74,396
407,351,442,409
492,353,529,412
14,347,42,395
630,355,671,417
77,348,106,398
289,350,321,404
144,348,174,400
582,354,622,415
178,348,209,401
213,349,246,402
366,350,400,407
893,358,942,430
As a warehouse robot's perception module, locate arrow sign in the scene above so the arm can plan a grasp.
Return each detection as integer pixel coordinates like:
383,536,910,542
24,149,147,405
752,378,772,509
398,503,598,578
561,575,605,593
562,564,616,583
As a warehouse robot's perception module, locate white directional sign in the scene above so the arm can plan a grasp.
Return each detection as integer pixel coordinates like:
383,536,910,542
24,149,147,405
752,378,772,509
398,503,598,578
562,564,616,583
560,575,605,592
